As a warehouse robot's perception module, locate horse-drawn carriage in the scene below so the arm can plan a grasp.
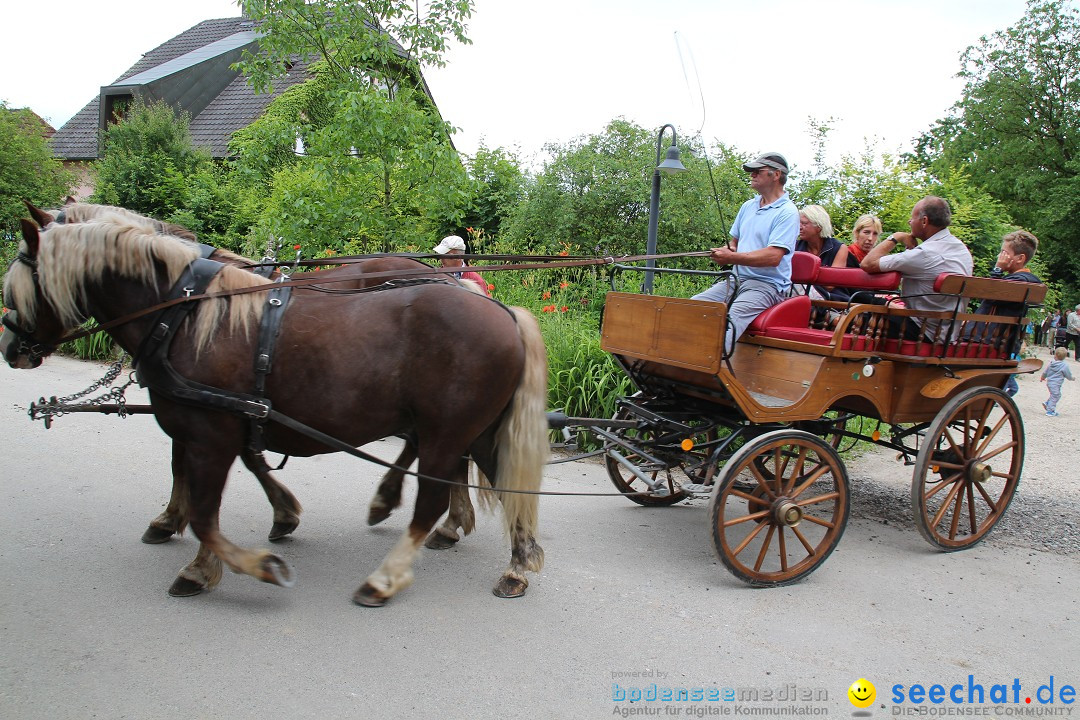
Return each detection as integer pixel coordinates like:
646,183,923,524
2,203,1046,601
566,252,1045,586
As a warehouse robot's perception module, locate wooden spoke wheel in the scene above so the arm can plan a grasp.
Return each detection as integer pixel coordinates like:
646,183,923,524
911,387,1023,551
604,408,718,506
709,430,849,587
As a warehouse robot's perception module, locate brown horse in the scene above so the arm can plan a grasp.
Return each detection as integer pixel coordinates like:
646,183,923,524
26,202,484,549
3,214,548,605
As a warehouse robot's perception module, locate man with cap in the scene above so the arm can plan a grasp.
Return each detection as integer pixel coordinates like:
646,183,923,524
434,235,491,297
692,152,799,352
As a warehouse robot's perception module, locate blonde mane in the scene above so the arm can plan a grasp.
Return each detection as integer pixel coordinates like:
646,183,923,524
6,215,270,353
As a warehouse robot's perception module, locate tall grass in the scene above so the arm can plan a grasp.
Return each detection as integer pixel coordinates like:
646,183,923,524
59,320,119,361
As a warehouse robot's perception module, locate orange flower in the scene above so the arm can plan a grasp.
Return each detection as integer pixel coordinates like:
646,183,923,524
542,291,551,300
559,281,569,289
560,306,569,313
293,244,302,250
487,283,495,292
542,305,556,313
558,250,569,257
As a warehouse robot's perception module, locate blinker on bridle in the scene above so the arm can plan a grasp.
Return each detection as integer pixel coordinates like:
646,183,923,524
1,251,58,363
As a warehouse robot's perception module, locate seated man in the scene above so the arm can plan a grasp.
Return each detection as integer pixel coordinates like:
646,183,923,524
860,196,973,342
693,152,798,353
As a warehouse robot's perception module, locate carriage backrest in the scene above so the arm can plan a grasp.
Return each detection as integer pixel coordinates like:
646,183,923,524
933,273,1047,305
790,251,821,285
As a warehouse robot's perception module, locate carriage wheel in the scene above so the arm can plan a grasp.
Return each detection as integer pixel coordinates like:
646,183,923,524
604,408,699,506
911,387,1022,551
709,430,849,587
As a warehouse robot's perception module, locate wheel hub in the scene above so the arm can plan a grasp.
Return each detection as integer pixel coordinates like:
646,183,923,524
967,460,992,483
774,500,803,527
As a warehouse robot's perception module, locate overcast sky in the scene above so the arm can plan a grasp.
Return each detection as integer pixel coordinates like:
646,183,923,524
2,0,1060,173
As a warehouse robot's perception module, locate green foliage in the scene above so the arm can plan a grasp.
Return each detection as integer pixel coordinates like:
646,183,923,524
502,118,745,262
913,0,1080,295
460,145,528,239
0,102,74,264
238,0,474,95
58,320,119,361
91,98,211,219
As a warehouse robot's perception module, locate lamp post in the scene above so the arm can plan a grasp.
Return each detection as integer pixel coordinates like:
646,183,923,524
644,123,687,294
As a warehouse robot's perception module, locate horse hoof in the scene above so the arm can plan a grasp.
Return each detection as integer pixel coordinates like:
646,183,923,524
168,576,205,597
367,506,392,526
259,555,295,588
424,530,459,550
141,526,176,544
352,583,388,607
492,575,528,599
268,520,299,542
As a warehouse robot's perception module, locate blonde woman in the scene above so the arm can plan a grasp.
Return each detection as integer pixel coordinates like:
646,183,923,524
846,214,882,266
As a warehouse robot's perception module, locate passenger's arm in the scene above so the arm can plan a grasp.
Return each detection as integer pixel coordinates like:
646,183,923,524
861,233,910,273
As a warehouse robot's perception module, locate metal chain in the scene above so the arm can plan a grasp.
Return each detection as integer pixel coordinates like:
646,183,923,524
29,355,138,426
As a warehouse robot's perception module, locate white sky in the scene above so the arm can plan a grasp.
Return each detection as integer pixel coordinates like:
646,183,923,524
2,0,1062,173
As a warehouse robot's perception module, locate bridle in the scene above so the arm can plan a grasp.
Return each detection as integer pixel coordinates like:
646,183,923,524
1,251,61,365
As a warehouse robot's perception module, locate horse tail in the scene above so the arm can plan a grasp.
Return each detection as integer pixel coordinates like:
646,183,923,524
490,305,548,571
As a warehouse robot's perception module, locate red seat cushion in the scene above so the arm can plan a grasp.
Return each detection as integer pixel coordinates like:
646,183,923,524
790,251,821,285
816,267,901,291
746,295,811,333
756,327,877,351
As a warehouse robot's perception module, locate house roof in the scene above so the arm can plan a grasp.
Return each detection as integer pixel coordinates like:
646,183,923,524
49,15,405,160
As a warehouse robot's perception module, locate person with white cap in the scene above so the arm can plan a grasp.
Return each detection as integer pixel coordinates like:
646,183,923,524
434,235,491,296
692,152,799,352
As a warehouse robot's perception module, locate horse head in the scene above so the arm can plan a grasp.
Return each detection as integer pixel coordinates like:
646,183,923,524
1,220,77,369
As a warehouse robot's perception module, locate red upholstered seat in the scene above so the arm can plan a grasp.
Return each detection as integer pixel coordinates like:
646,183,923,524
746,295,811,334
816,267,901,291
755,327,878,351
880,339,1008,359
790,251,821,284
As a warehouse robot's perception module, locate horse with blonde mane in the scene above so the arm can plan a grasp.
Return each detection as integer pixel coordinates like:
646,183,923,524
26,202,485,550
3,213,548,605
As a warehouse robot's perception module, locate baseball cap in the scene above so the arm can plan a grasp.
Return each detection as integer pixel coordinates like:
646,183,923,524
434,236,466,254
742,153,789,173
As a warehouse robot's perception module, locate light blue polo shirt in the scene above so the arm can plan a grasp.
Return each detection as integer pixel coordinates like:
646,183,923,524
728,192,799,292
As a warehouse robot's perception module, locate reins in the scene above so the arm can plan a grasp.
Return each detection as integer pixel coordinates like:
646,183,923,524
47,249,711,346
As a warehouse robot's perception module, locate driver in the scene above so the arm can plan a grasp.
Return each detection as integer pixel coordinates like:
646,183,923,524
692,152,798,352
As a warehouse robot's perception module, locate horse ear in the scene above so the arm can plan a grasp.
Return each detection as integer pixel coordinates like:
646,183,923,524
24,200,54,228
20,218,41,257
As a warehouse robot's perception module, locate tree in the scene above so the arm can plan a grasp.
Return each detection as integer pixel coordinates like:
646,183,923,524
233,1,475,254
91,99,209,219
503,118,745,261
914,0,1080,291
0,102,73,260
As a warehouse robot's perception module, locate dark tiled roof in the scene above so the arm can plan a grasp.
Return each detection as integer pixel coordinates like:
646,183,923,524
49,16,407,160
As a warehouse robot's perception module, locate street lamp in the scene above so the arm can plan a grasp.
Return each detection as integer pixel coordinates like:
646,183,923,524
644,123,687,294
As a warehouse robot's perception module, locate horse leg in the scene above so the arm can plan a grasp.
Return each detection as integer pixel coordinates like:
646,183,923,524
240,450,302,541
367,436,416,526
474,449,544,599
168,447,293,597
353,457,459,607
142,440,190,544
424,471,476,549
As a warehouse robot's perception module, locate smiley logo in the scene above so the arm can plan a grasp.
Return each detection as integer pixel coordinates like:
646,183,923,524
848,678,876,708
